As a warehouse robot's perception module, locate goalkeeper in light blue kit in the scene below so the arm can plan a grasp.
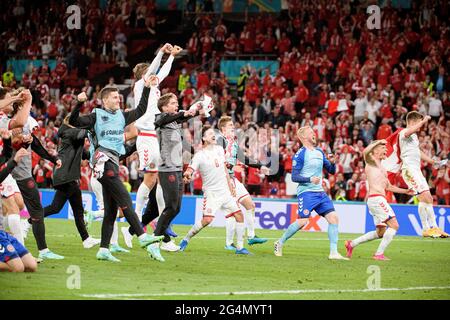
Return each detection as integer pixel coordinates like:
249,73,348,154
274,126,349,260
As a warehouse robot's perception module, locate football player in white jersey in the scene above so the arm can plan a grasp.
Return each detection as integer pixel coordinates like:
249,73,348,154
179,126,251,255
399,111,448,238
131,44,182,234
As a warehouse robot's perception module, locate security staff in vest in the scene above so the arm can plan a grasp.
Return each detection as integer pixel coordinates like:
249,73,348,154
177,68,190,93
236,66,249,98
69,80,164,262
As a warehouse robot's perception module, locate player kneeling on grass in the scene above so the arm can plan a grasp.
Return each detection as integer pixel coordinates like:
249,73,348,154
274,126,348,260
179,126,251,255
0,229,37,272
345,140,415,261
0,144,37,272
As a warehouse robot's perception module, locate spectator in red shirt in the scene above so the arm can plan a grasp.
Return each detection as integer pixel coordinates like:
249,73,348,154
33,159,47,188
295,80,309,110
433,167,450,205
261,33,276,54
247,167,264,196
277,32,291,55
197,70,210,90
244,79,260,106
224,33,238,55
376,118,393,140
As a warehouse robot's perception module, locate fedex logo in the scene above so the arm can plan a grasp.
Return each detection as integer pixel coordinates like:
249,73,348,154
254,201,323,231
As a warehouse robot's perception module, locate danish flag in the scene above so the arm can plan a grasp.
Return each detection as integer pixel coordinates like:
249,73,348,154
381,128,404,184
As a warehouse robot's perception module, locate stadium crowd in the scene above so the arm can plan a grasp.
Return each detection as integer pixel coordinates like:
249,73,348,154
0,0,449,204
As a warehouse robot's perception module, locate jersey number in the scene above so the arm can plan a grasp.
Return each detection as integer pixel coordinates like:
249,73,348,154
214,159,219,167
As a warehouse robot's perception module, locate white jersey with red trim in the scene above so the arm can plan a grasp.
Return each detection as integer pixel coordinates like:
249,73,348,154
133,54,174,131
399,130,421,170
0,112,11,130
133,82,160,131
189,145,230,193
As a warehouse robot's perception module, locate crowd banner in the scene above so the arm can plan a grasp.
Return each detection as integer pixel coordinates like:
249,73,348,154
7,59,57,81
220,60,279,84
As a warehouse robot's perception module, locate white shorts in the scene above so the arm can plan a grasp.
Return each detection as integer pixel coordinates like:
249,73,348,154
367,195,396,227
232,178,250,203
401,166,429,194
137,132,160,173
202,190,241,218
90,176,104,210
0,174,20,198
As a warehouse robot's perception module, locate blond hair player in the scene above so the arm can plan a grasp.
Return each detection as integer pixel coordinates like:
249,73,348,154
345,140,415,261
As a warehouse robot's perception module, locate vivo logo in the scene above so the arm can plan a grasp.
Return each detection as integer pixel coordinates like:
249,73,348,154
408,208,449,235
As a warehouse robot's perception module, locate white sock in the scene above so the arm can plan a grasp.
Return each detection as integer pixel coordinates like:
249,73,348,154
425,203,438,228
3,215,9,230
185,220,205,241
111,222,118,245
235,222,245,250
39,248,50,254
375,228,397,255
418,202,430,231
136,183,150,218
225,217,236,246
156,184,165,215
8,214,24,244
351,231,379,248
99,247,109,254
244,208,256,238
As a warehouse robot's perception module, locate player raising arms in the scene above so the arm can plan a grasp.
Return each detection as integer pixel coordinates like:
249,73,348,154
345,140,415,260
122,45,183,244
398,112,448,238
217,116,269,250
274,126,348,260
179,126,250,255
131,44,178,225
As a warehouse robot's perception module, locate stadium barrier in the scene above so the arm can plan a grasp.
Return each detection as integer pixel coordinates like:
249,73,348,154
38,189,450,237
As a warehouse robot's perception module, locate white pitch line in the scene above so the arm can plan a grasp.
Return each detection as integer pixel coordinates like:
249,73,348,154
79,286,450,299
46,234,450,243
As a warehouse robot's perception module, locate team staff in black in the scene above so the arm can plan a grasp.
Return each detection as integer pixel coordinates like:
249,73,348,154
42,92,101,249
69,80,164,262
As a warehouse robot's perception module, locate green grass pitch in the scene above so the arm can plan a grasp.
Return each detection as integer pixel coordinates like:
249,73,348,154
1,219,449,300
